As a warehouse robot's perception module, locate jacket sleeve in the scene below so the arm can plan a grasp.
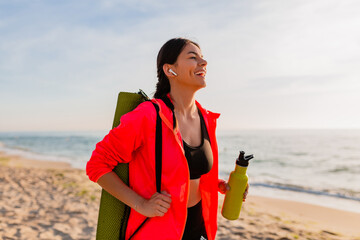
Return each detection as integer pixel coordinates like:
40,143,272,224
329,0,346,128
86,102,152,182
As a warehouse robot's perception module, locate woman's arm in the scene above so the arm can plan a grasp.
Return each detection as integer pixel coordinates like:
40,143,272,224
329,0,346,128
97,171,172,218
87,102,151,182
88,102,172,217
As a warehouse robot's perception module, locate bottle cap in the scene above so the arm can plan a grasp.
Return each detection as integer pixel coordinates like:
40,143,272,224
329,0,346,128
236,151,254,167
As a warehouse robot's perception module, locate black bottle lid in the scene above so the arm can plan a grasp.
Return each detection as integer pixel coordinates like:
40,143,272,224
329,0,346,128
236,151,254,167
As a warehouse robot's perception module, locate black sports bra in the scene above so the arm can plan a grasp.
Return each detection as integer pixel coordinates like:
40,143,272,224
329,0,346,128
183,109,213,179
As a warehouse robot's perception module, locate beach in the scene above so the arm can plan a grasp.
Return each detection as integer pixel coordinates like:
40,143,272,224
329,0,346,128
1,152,359,240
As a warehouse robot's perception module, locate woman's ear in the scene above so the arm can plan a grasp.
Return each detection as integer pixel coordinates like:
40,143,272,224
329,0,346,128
163,64,176,77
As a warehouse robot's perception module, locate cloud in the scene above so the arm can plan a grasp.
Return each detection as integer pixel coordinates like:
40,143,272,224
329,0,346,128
1,0,360,131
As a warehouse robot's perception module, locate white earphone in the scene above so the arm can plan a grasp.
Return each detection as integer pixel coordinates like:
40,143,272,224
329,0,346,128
169,69,177,76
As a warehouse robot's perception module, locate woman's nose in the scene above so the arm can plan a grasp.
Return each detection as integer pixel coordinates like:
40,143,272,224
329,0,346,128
199,58,207,66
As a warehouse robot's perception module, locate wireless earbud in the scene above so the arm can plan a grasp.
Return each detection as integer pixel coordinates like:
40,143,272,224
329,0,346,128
169,69,177,76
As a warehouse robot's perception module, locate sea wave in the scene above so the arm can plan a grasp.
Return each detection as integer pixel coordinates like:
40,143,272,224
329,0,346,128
327,165,360,174
251,182,360,202
0,141,75,167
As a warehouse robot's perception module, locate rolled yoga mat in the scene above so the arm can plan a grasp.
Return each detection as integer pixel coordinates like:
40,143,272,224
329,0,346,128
96,91,147,240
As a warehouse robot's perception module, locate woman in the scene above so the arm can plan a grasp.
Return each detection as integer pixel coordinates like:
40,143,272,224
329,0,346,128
86,38,247,240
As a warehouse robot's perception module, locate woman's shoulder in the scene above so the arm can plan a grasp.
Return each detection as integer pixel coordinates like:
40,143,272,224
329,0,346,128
136,100,157,112
123,100,158,122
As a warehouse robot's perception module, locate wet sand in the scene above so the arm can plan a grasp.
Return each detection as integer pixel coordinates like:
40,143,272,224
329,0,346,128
1,152,359,240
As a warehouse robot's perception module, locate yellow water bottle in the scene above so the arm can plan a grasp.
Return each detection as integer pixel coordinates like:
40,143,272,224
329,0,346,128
221,151,253,220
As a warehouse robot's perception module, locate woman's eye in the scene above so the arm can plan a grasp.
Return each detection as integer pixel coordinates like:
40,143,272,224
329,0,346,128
190,57,196,59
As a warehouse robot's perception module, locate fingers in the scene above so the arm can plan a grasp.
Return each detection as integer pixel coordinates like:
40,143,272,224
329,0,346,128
154,197,171,210
153,192,172,205
160,191,172,204
221,183,230,194
218,179,230,194
218,183,226,194
243,183,249,202
243,191,248,202
156,204,169,216
149,191,172,217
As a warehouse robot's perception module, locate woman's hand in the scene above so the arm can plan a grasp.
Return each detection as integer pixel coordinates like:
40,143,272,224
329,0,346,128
243,183,249,202
137,191,172,218
218,179,249,202
218,179,230,194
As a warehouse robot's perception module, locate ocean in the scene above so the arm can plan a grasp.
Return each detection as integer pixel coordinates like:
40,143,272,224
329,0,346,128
1,129,360,213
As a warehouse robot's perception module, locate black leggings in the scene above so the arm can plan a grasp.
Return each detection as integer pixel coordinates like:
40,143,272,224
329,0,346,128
182,200,208,240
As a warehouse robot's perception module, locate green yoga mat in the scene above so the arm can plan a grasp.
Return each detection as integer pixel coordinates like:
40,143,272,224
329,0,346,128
96,91,148,240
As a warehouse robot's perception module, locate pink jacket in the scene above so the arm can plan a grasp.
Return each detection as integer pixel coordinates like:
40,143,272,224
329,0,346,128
86,97,221,240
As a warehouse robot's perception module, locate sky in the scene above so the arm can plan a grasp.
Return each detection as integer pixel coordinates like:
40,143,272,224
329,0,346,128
1,0,360,131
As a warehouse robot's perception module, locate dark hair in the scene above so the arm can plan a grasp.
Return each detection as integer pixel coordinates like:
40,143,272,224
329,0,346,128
154,38,200,99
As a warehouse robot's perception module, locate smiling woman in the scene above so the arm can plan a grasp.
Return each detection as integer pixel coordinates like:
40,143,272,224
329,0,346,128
154,38,205,99
163,43,208,91
86,38,247,240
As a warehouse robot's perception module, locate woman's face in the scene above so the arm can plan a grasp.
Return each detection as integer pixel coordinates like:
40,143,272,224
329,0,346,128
172,43,208,90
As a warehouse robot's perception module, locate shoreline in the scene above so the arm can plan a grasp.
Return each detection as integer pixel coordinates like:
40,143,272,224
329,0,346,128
236,195,360,237
0,151,72,169
2,150,360,213
250,185,360,214
1,152,360,239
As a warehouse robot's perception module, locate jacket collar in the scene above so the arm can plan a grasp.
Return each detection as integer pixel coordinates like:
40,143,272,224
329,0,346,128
152,94,220,155
153,94,220,131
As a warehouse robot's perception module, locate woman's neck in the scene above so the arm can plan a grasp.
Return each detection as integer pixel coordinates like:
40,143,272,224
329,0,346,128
169,88,197,118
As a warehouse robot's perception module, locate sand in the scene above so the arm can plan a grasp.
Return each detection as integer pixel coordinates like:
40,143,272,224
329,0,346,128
1,151,359,240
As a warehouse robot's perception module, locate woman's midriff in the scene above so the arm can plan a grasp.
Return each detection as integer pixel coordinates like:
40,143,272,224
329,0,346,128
187,178,202,207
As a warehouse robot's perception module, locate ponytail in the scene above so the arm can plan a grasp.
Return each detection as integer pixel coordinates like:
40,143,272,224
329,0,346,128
154,68,171,99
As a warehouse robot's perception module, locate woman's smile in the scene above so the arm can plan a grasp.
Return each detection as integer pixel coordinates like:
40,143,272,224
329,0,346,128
195,69,206,77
